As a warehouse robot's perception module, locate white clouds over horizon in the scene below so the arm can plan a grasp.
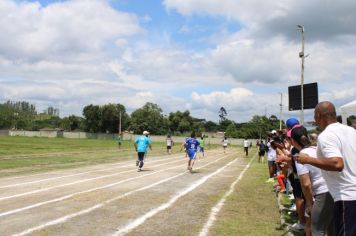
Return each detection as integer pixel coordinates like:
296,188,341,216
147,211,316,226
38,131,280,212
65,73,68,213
0,0,355,122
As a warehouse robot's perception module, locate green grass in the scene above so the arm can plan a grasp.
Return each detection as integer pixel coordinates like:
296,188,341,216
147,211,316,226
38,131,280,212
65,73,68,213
210,150,283,236
0,136,220,177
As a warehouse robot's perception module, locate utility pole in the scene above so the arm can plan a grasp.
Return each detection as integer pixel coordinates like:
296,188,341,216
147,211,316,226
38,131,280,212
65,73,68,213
297,25,305,125
119,110,122,136
279,93,283,130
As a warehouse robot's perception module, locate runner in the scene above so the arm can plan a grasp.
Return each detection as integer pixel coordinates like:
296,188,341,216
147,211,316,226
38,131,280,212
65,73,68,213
199,136,205,158
222,137,229,153
117,134,122,150
166,135,174,154
134,131,152,172
243,138,249,157
185,132,200,173
258,140,266,163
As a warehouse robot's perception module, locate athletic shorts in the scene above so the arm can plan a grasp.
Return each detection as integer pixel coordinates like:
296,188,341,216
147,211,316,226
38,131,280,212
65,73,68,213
167,146,172,149
199,147,204,152
187,151,197,160
259,150,265,156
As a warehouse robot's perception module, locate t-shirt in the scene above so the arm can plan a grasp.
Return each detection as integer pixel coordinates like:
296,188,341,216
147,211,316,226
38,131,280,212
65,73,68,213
200,139,205,148
185,138,200,153
243,140,249,148
222,139,228,146
135,135,151,153
267,142,276,161
317,122,356,201
259,143,266,151
295,146,328,195
166,138,173,146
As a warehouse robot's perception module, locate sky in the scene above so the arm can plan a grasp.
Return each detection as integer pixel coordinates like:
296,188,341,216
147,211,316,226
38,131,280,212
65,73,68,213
0,0,355,122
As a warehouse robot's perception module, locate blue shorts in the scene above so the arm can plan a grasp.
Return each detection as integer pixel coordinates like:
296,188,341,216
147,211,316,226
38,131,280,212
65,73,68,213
199,147,204,152
187,151,197,160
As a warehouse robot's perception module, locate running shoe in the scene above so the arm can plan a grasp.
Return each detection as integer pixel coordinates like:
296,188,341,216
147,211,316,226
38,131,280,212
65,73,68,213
136,160,139,166
137,168,141,172
289,222,305,232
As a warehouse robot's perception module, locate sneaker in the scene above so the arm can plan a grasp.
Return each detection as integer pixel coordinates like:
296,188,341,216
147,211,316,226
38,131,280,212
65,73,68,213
136,160,139,166
288,194,295,200
289,203,296,211
289,222,305,232
137,168,141,172
265,178,274,183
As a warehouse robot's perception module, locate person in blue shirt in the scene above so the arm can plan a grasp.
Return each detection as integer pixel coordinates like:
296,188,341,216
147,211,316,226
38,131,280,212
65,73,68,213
134,131,152,172
185,132,200,173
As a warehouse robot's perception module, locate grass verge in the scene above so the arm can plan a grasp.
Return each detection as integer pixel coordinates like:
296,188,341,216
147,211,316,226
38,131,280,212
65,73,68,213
209,149,283,236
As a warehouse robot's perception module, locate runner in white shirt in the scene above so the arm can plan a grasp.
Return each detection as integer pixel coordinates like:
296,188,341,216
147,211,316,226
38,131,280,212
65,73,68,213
222,137,229,153
243,138,249,157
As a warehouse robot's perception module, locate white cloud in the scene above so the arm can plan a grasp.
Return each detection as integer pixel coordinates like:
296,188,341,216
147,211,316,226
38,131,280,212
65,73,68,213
0,0,141,61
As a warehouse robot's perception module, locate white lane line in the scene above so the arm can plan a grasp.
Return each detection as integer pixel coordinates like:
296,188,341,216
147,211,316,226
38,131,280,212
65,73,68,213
11,154,231,236
0,161,187,218
0,152,185,182
0,155,180,189
0,152,186,185
198,153,256,236
112,158,239,236
0,158,183,201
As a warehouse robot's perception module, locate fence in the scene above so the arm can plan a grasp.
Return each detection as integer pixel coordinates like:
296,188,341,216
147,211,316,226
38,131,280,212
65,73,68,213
8,130,257,146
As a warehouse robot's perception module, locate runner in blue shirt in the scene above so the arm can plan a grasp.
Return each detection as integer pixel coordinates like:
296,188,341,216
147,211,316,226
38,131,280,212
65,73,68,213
134,131,152,172
185,132,200,173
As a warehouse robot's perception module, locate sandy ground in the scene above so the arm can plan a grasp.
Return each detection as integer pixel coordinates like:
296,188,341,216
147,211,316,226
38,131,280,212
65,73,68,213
0,149,250,236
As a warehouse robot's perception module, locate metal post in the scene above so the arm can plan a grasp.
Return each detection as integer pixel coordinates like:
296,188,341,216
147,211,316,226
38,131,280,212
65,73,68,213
119,110,122,136
279,93,283,130
297,25,305,125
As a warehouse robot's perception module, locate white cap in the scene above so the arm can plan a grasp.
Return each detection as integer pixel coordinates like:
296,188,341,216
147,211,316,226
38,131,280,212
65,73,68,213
143,131,149,135
271,130,277,134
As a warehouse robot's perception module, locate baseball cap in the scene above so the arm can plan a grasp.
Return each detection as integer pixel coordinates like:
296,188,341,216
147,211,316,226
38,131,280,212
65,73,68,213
271,130,277,135
143,131,149,135
286,118,300,129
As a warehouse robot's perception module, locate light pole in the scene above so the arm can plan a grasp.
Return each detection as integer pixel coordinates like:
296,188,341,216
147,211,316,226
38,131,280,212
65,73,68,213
279,93,283,130
297,25,305,125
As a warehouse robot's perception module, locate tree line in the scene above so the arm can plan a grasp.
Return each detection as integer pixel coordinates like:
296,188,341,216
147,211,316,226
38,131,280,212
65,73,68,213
0,100,285,138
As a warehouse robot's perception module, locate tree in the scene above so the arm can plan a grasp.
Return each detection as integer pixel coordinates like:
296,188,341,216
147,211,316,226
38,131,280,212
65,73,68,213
219,107,227,122
204,120,218,132
101,103,129,133
130,103,166,135
61,115,83,131
225,123,238,138
82,104,101,133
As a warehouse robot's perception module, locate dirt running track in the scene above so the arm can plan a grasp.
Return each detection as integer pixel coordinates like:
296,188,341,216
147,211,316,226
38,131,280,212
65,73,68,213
0,149,252,236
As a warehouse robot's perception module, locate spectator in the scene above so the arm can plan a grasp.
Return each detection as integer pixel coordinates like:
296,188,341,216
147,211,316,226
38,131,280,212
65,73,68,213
291,126,334,236
296,101,356,236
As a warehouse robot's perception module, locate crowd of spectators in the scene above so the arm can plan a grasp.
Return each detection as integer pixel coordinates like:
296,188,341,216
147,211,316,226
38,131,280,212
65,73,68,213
262,101,356,236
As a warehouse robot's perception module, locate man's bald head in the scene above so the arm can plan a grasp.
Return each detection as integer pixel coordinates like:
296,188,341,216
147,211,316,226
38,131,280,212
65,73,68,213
314,101,337,129
315,101,337,119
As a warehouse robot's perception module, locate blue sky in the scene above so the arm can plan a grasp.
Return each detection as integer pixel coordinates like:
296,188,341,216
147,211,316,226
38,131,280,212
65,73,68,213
1,0,355,122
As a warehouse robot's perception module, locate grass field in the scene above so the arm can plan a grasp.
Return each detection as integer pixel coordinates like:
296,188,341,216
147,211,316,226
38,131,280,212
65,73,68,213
0,136,220,177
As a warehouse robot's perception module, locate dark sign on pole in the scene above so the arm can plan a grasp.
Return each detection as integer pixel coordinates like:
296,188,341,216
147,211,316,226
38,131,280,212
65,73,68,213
288,82,318,111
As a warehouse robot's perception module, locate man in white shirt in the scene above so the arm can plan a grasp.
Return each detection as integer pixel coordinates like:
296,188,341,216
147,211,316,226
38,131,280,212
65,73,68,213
243,138,249,157
296,101,356,236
